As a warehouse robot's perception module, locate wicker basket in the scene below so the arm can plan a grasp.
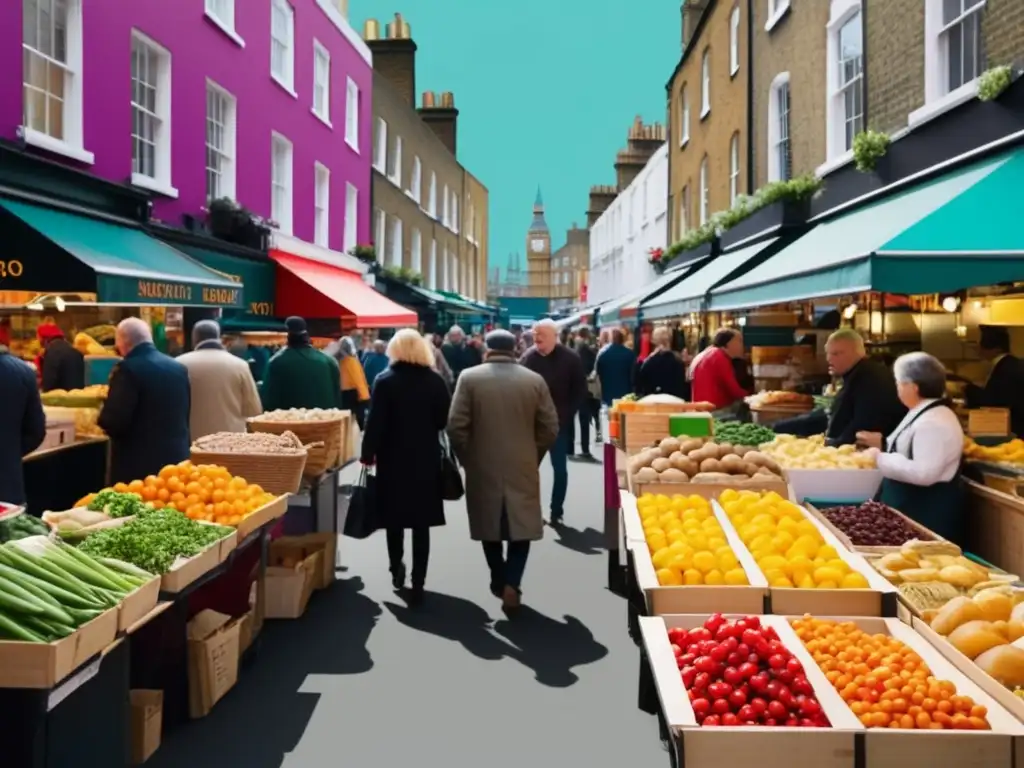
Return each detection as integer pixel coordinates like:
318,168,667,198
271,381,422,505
190,449,307,495
247,417,343,477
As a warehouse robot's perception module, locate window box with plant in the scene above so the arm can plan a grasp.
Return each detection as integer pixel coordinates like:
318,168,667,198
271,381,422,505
206,197,271,250
349,244,377,265
647,247,666,274
380,265,423,286
978,65,1016,102
852,129,890,173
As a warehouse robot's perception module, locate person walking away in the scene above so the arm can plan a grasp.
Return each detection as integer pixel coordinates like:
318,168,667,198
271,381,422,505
961,325,1024,437
595,328,636,406
0,347,45,505
448,330,559,611
260,317,342,412
520,318,587,523
334,337,370,430
690,328,749,411
858,352,964,542
176,320,262,440
361,330,451,606
38,324,84,392
426,333,454,390
566,325,601,460
98,318,191,484
361,339,389,390
637,325,688,399
441,325,478,382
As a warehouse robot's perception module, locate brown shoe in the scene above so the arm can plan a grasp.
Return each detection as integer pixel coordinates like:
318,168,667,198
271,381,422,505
501,585,521,612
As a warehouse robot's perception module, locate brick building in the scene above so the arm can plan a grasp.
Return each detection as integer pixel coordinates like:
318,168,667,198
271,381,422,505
549,224,589,310
363,14,488,300
751,0,830,186
666,0,750,243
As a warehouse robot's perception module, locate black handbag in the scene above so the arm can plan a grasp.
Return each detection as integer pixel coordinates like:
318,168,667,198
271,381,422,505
440,434,465,501
343,467,379,539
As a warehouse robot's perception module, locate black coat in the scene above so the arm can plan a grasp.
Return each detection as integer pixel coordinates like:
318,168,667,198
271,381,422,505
966,354,1024,437
98,343,191,484
826,358,906,446
361,363,451,529
637,349,688,399
0,351,46,504
41,338,85,392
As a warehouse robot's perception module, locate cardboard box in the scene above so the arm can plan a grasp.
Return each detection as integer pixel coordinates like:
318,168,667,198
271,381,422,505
619,491,647,545
264,544,320,619
160,530,237,594
628,478,792,501
187,610,241,719
627,500,769,616
130,689,163,765
274,533,337,590
803,502,949,555
639,614,860,768
0,606,119,689
237,611,254,655
118,576,161,633
234,494,289,540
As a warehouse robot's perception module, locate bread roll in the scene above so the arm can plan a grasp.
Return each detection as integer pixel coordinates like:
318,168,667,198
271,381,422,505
947,620,1007,660
931,596,984,636
974,644,1024,687
974,589,1014,623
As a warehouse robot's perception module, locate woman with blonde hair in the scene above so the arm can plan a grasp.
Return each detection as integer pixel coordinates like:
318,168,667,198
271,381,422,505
636,325,688,399
360,328,452,605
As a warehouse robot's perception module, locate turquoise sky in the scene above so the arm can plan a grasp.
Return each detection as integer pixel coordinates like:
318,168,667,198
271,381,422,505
352,1,680,277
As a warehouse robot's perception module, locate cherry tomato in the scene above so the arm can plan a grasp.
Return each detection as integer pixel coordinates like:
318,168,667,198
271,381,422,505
694,656,717,674
691,698,711,717
702,715,720,726
708,682,733,700
768,654,787,670
765,680,783,699
750,697,768,715
737,704,757,723
721,712,739,726
791,676,814,697
680,653,696,666
786,657,803,675
800,698,821,716
681,667,696,688
768,700,788,720
704,613,726,636
709,645,728,663
712,698,732,715
693,672,711,691
741,629,762,647
728,689,748,709
738,662,759,680
723,667,744,686
750,673,770,693
743,615,761,629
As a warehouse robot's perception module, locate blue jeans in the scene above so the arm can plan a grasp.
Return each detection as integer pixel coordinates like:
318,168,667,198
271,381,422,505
548,424,569,518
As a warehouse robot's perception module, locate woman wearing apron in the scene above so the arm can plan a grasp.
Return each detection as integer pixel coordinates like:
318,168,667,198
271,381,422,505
856,352,964,543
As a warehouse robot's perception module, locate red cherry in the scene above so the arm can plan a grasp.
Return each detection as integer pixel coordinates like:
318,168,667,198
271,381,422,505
712,698,732,715
728,689,748,709
721,712,739,726
749,697,768,715
723,667,744,686
691,698,711,717
768,700,788,720
702,715,720,726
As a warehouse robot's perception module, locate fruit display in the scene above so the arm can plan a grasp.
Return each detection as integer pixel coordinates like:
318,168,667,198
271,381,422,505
636,493,750,587
712,421,776,447
0,515,49,543
964,436,1024,465
925,588,1024,690
251,408,347,422
628,437,785,486
192,431,308,455
44,405,103,437
760,434,877,469
0,536,151,642
791,616,992,730
667,614,831,727
817,501,933,548
719,489,870,589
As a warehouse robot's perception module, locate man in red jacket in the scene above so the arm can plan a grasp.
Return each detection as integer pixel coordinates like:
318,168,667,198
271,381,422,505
690,327,749,409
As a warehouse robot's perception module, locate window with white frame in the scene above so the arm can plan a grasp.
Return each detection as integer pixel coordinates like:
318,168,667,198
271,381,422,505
373,118,387,171
388,216,402,267
345,78,359,150
270,0,295,92
373,207,385,255
411,228,422,274
679,86,690,145
838,10,863,153
387,135,402,185
452,194,459,233
940,0,985,93
679,185,690,237
729,133,740,204
700,49,711,116
130,33,173,192
452,252,459,292
312,41,330,122
409,156,422,202
428,172,437,216
441,245,450,290
699,157,709,225
730,6,741,76
429,239,438,288
442,184,450,225
767,72,792,181
314,163,329,247
205,82,236,201
344,183,357,254
23,0,88,159
271,133,293,234
205,0,236,37
768,0,791,25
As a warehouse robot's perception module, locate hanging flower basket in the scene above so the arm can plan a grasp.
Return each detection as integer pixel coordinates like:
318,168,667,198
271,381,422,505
648,247,666,274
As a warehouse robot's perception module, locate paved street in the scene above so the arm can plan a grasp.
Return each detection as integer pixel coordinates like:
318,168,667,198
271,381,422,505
150,453,666,768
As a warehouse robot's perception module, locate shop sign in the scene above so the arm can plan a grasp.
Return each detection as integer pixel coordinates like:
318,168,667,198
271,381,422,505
119,278,243,308
218,270,273,315
0,259,24,279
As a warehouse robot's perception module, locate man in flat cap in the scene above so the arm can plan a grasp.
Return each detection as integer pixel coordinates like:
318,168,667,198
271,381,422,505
260,316,342,411
447,330,559,612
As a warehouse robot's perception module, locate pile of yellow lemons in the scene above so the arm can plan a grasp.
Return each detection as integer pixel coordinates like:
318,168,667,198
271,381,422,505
719,489,870,590
638,493,750,587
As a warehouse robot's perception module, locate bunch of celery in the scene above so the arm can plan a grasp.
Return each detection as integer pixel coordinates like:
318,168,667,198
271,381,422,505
0,536,153,643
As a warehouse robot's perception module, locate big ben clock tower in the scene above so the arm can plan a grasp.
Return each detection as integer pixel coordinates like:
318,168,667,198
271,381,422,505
525,186,551,301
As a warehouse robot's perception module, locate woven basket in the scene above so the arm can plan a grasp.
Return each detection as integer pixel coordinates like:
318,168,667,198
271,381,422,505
190,449,306,494
247,417,343,477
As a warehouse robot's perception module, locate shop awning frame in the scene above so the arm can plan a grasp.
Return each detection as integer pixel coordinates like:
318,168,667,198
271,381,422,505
598,264,697,328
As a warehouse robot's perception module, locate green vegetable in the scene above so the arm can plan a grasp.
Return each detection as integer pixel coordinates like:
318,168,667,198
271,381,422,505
0,514,49,543
20,614,76,640
0,563,103,610
86,490,149,518
0,610,46,642
0,578,74,625
97,557,153,582
713,421,776,447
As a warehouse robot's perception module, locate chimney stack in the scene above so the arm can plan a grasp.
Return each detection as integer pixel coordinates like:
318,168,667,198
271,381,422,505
419,90,459,157
614,116,666,190
587,185,619,228
362,14,417,107
681,0,709,50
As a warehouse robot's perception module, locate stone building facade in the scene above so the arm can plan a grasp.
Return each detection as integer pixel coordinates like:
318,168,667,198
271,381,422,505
550,224,589,310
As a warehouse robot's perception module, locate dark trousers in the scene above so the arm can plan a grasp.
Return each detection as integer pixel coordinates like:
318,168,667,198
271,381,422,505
548,424,569,517
566,397,601,453
386,527,430,587
341,389,366,430
482,508,531,591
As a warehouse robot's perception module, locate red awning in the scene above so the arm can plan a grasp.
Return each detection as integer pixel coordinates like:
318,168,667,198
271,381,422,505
270,250,417,329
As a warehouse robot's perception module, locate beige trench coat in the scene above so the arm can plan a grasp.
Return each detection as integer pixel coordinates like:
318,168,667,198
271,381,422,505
447,356,560,542
176,345,263,440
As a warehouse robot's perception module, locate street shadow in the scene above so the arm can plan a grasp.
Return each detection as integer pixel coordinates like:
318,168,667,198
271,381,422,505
551,522,605,556
384,592,510,662
494,608,609,688
148,577,381,768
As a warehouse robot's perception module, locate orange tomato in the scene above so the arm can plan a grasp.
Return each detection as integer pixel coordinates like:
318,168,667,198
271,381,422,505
159,465,178,480
144,475,160,487
114,482,129,493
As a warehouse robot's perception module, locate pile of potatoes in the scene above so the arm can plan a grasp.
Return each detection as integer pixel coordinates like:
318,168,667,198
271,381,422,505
629,437,784,486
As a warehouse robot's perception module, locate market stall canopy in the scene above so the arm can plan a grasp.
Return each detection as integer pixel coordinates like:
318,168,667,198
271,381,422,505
643,238,782,320
0,199,243,307
270,250,417,328
437,290,495,316
709,148,1024,311
598,265,695,327
175,246,277,321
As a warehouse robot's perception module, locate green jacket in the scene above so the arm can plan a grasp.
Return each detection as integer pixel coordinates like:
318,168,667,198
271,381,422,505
260,345,342,411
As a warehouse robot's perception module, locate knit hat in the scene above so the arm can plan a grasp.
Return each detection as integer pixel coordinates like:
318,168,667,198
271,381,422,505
485,329,516,353
37,323,64,341
285,316,309,347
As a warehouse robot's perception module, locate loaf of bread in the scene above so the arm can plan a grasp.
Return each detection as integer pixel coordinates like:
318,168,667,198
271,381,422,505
947,620,1007,660
974,644,1024,687
931,596,984,636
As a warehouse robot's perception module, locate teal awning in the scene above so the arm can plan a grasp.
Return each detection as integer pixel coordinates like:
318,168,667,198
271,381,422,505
175,246,276,319
710,148,1024,311
598,265,699,327
437,290,495,315
643,238,781,320
0,199,243,307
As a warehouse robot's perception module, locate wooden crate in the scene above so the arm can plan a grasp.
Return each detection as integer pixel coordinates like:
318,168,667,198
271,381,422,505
970,408,1011,438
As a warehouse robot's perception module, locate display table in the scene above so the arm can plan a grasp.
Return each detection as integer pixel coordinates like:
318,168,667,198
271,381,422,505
963,478,1024,579
23,437,108,516
284,465,345,536
603,441,627,596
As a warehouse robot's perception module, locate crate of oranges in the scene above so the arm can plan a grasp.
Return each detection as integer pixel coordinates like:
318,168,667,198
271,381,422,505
627,491,768,616
117,461,288,540
718,489,897,617
789,616,1024,766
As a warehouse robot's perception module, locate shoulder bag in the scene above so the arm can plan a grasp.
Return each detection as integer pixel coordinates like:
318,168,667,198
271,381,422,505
440,433,465,501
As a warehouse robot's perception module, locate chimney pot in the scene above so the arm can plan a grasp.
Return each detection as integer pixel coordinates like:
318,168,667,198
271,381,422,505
422,91,435,107
363,18,380,40
440,91,455,108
